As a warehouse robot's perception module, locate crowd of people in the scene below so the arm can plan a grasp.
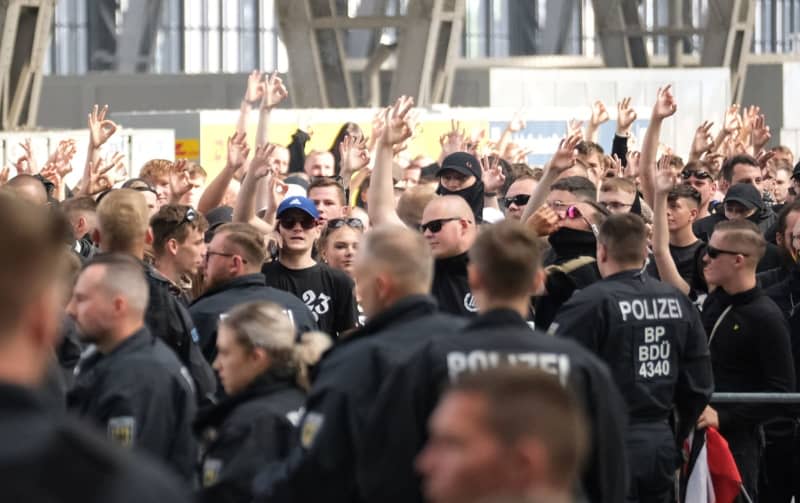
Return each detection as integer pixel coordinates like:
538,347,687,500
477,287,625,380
2,70,800,503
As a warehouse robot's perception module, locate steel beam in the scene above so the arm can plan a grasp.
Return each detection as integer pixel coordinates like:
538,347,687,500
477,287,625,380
591,0,650,68
117,0,164,73
700,0,755,105
540,0,576,55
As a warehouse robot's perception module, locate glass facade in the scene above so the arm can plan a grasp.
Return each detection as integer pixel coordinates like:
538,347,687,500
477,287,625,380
43,0,800,75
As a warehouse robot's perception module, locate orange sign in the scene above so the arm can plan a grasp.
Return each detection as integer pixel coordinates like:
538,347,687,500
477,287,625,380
175,138,200,159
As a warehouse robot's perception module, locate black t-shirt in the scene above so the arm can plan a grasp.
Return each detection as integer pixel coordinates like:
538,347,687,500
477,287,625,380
647,241,707,292
262,260,358,337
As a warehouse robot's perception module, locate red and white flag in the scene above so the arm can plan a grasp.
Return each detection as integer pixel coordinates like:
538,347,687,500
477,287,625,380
683,427,742,503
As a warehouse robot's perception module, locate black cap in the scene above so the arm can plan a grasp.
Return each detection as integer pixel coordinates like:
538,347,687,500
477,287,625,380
436,152,481,179
204,205,233,243
724,183,763,210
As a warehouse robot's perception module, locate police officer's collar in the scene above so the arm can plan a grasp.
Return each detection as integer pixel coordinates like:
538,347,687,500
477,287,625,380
466,308,530,331
101,326,153,356
603,268,649,282
345,295,439,342
191,273,266,304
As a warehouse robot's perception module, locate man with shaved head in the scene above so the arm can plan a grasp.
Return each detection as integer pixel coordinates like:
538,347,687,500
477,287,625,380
421,195,479,316
254,225,466,502
6,174,48,205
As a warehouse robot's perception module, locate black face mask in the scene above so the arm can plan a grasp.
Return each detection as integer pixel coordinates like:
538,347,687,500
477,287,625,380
437,180,485,223
548,227,597,257
630,191,643,216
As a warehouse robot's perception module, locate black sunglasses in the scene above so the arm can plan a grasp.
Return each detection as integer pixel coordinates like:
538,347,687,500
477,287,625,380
419,217,461,233
681,170,712,180
503,194,530,208
279,214,317,230
327,218,365,231
706,245,749,259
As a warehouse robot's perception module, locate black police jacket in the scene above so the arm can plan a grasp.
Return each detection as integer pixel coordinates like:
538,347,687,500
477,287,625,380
195,372,305,503
701,286,796,432
67,328,198,481
252,295,467,503
189,274,318,362
356,308,629,503
0,382,192,503
765,267,800,405
143,261,217,403
553,270,713,442
431,252,478,317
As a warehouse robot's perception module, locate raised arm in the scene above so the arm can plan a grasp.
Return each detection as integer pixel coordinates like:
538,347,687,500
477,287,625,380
585,100,610,144
494,112,525,157
612,97,637,166
237,70,263,135
198,132,249,214
78,104,117,196
368,96,413,227
639,85,677,207
520,133,583,222
234,143,277,235
651,154,691,295
255,71,288,148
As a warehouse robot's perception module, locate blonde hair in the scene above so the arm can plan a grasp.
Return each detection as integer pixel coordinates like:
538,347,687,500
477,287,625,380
96,189,150,253
220,302,330,390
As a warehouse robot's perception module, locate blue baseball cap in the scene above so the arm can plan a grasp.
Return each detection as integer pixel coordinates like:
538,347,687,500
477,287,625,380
277,196,320,219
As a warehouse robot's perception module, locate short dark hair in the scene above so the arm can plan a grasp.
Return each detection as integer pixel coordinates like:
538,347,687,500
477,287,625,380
150,204,209,255
550,176,597,202
447,367,588,490
469,220,542,300
713,219,767,263
668,184,702,207
776,200,800,235
720,155,758,183
307,177,346,206
598,213,648,265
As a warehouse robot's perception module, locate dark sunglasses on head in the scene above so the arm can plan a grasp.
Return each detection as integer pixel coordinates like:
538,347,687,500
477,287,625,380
327,218,365,231
706,245,749,259
279,214,317,230
179,207,198,227
503,194,530,208
681,170,712,180
419,217,460,233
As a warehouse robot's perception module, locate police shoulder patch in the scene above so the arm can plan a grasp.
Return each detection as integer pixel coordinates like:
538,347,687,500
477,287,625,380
203,458,223,487
108,416,135,447
300,412,324,448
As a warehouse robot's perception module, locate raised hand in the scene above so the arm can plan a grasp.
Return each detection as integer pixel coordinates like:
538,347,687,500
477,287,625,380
226,131,250,170
0,165,9,185
339,134,370,176
616,97,637,134
169,159,193,200
755,149,776,169
86,153,125,195
244,70,264,103
654,153,677,195
480,155,506,193
15,139,37,175
601,154,623,179
751,113,771,152
722,104,741,135
507,111,525,133
549,133,582,173
566,118,584,137
249,143,277,179
526,206,560,237
381,95,415,147
626,150,642,178
439,119,467,156
690,121,714,159
590,100,610,127
652,85,677,120
260,71,289,110
88,104,118,148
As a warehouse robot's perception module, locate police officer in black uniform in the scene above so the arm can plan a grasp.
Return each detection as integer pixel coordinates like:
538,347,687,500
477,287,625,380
190,223,317,363
356,220,629,503
553,213,713,503
252,225,467,502
94,189,216,403
66,254,197,481
0,191,191,503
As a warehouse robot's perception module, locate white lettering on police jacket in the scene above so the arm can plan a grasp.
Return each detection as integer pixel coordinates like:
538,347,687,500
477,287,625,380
618,297,683,322
447,350,570,385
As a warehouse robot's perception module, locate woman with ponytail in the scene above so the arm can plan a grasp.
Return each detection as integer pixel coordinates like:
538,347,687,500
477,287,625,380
194,301,330,502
